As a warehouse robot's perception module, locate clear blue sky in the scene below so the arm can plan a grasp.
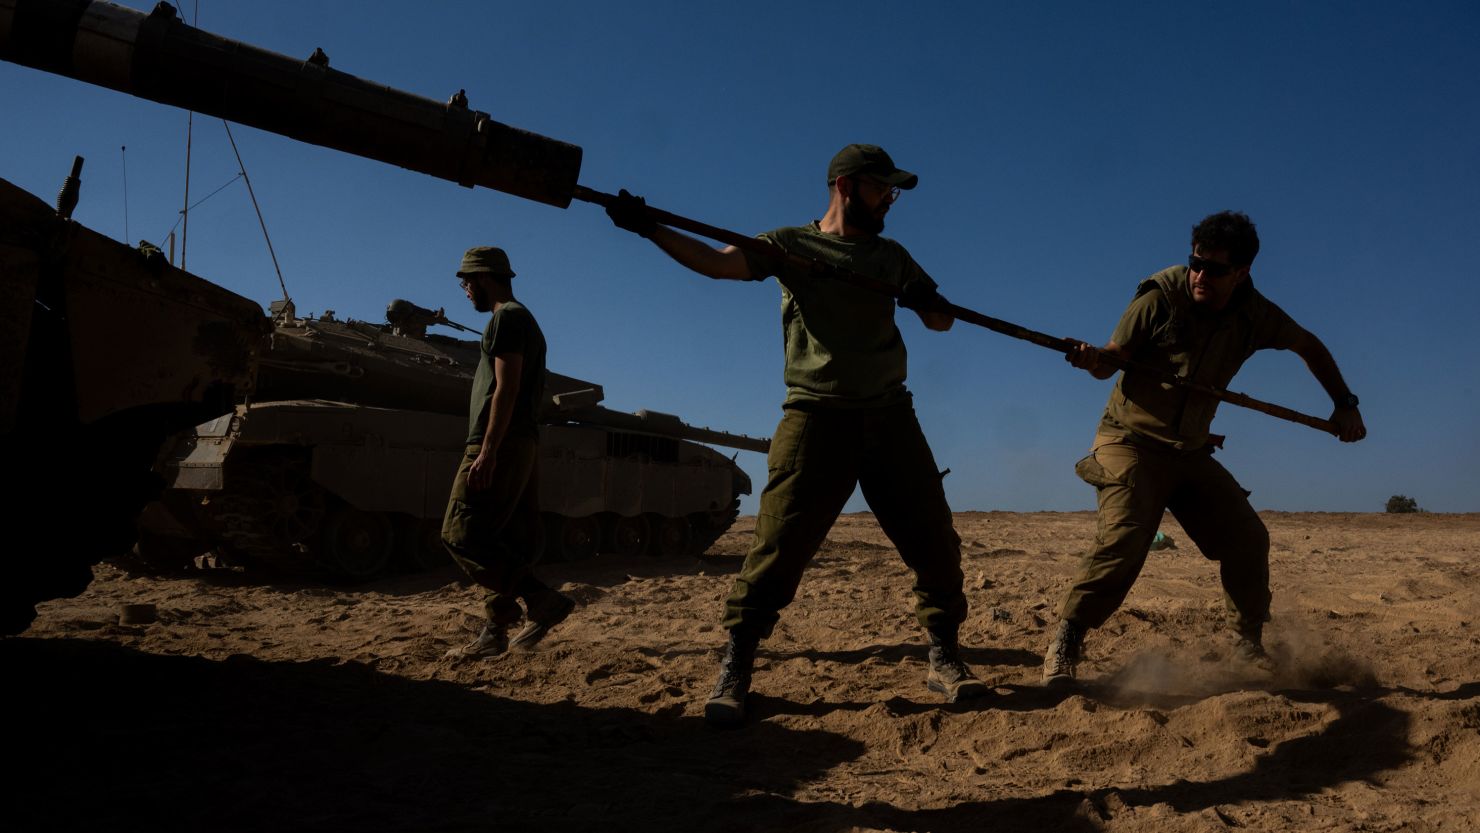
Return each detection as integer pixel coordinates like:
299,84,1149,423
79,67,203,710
3,1,1477,513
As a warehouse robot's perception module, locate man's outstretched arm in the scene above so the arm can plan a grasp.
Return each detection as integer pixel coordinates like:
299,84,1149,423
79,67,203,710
607,189,753,281
1290,328,1367,442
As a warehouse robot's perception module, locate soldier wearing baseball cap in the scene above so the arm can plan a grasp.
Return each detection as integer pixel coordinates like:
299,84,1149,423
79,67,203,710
605,145,985,726
826,143,919,190
443,245,574,659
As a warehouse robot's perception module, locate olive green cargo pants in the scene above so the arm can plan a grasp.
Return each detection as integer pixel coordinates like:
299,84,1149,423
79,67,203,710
441,439,549,626
722,402,967,637
1059,434,1271,634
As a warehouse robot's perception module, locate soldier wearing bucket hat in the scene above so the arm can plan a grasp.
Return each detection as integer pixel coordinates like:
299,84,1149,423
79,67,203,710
606,144,986,727
457,245,516,280
443,245,574,659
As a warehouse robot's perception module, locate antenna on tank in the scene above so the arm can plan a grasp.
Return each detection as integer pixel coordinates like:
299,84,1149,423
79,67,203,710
223,121,291,304
178,0,200,268
121,145,129,244
180,110,193,269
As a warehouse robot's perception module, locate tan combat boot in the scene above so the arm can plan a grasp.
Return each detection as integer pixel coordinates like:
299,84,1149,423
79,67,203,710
1043,620,1084,687
1231,623,1276,673
510,589,576,652
448,623,508,659
926,630,989,703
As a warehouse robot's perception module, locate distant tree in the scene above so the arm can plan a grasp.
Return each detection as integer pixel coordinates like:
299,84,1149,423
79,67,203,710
1385,495,1421,514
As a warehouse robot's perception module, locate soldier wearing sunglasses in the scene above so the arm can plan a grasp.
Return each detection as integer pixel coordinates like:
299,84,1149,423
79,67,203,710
606,144,986,727
1043,211,1366,685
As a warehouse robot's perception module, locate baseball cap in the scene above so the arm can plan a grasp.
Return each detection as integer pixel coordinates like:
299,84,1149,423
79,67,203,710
826,144,918,190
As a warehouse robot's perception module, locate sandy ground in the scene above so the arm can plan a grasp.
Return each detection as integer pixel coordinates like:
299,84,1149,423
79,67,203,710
10,511,1480,833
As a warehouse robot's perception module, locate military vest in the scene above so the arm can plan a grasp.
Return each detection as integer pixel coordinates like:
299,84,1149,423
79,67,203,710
1100,266,1298,451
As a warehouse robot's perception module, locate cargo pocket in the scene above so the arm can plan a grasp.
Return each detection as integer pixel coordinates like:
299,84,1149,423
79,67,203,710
1074,440,1135,489
767,410,809,472
441,499,474,551
1074,454,1117,488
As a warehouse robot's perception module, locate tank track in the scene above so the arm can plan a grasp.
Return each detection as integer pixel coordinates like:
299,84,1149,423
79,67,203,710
689,499,741,557
140,464,746,580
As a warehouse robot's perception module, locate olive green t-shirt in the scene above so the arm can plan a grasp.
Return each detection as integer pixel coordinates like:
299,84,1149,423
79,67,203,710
468,300,546,445
1099,265,1303,450
741,223,936,408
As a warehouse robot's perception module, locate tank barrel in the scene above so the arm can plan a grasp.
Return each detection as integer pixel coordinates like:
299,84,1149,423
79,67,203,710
557,406,770,455
658,422,770,455
0,0,583,207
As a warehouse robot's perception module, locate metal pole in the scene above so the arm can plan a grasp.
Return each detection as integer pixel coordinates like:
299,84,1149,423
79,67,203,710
572,186,1339,437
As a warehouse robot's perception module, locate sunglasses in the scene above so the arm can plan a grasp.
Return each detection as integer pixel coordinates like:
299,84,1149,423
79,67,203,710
861,176,902,203
1188,254,1236,278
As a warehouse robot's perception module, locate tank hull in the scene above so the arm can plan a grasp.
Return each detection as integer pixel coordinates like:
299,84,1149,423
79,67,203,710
0,175,267,633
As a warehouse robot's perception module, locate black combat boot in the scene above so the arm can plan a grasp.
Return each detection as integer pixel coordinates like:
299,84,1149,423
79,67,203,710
1042,619,1084,687
1232,622,1276,673
704,630,760,728
925,629,988,703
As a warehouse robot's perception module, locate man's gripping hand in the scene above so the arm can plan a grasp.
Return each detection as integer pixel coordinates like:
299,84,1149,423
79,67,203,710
1330,406,1367,443
897,278,944,311
606,189,658,238
1065,342,1102,372
468,450,495,491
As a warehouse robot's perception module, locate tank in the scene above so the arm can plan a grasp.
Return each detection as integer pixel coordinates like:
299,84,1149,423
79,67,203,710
0,168,269,633
133,301,767,580
0,1,747,617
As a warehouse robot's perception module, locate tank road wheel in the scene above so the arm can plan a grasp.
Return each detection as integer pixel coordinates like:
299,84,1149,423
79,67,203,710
396,516,451,573
319,506,394,581
558,515,601,561
257,457,327,546
691,499,742,558
611,515,651,558
653,516,693,558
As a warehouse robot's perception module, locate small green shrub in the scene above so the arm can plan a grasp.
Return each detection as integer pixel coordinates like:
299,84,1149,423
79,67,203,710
1385,495,1421,514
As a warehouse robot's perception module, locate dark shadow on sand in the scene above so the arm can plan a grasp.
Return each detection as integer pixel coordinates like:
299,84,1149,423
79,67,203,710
727,684,1427,833
3,637,863,833
7,637,1445,833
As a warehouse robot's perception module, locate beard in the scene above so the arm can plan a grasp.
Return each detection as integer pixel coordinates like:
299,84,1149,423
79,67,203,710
469,283,492,312
843,195,885,235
